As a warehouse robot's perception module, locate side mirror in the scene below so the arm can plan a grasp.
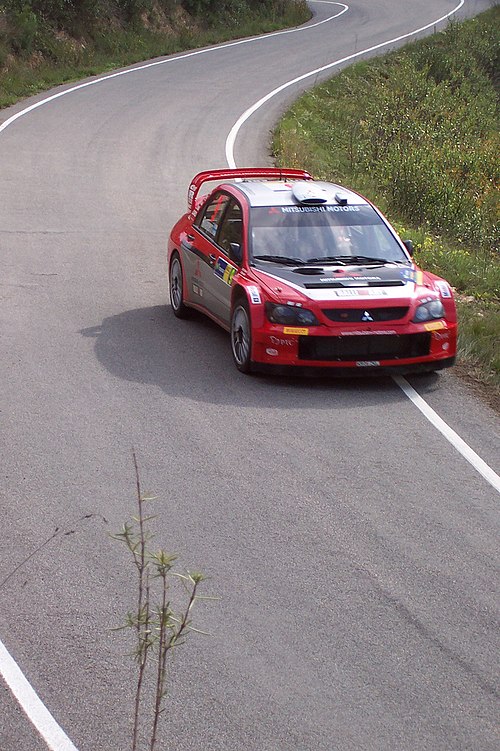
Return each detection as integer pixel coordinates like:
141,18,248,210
403,240,414,256
229,242,243,265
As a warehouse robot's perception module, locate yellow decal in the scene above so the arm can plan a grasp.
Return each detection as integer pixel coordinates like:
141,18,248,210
424,321,446,332
223,265,236,285
416,270,424,285
283,327,309,335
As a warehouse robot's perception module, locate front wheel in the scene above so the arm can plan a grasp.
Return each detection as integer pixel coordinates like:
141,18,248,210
231,299,253,373
169,253,189,319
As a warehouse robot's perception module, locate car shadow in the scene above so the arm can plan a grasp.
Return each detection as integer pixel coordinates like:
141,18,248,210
80,304,413,409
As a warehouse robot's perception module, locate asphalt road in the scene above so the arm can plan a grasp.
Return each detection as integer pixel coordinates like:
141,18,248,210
1,2,499,750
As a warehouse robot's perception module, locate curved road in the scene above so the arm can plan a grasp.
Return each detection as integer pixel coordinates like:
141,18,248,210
1,2,499,749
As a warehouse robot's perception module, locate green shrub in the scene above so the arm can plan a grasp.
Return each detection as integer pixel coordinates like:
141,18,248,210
9,5,39,55
274,7,499,394
275,7,500,252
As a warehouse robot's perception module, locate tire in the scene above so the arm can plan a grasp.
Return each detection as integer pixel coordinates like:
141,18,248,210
230,298,253,373
169,253,189,319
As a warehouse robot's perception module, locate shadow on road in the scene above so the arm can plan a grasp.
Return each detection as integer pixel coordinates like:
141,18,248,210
80,304,438,409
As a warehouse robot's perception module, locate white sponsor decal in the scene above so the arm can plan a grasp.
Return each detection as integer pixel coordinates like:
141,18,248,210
280,205,361,214
270,336,294,347
247,285,262,304
433,331,450,341
319,276,381,283
356,361,380,367
334,288,358,297
266,348,278,356
192,283,204,297
436,281,452,298
335,288,388,297
341,330,397,336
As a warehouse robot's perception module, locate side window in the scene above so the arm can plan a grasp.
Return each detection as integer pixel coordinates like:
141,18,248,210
218,199,243,260
195,192,230,240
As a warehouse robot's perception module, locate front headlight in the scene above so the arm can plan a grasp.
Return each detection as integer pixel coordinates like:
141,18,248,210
413,299,445,322
265,303,319,326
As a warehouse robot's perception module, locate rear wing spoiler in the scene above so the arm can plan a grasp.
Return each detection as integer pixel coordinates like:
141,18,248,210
187,168,313,212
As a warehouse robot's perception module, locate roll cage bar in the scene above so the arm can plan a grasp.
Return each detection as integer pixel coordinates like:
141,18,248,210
187,168,313,212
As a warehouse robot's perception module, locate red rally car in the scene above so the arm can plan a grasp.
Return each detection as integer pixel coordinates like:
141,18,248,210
168,168,457,375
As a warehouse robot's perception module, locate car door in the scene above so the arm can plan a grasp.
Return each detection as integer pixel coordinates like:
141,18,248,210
191,192,243,326
189,191,231,313
205,198,243,326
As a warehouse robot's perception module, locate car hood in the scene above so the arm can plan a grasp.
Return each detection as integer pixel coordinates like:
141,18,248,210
251,263,421,302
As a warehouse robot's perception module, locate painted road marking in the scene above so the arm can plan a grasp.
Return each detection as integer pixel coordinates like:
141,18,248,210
0,4,349,135
394,376,500,493
225,0,465,166
0,640,78,750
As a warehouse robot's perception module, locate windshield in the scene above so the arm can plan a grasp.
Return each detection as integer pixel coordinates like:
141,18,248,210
250,204,409,264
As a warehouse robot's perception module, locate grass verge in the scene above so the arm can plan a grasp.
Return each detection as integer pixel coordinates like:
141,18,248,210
273,7,499,406
0,1,310,109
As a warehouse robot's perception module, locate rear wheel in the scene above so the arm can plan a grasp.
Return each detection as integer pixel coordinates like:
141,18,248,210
169,253,189,318
231,299,252,373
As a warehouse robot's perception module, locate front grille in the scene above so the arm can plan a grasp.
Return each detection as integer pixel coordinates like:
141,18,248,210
323,306,409,322
298,333,431,361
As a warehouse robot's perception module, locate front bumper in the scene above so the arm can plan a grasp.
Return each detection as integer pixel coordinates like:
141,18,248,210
254,357,456,377
251,322,457,374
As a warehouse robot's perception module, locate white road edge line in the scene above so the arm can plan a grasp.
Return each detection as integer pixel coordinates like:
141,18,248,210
225,0,465,166
0,3,348,135
225,0,500,495
392,375,500,493
394,376,500,493
0,641,78,751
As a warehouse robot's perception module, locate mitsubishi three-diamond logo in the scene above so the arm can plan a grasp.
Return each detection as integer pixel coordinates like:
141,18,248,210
361,310,374,322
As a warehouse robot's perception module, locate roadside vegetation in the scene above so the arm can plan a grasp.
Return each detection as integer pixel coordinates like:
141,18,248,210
274,7,499,404
0,0,309,108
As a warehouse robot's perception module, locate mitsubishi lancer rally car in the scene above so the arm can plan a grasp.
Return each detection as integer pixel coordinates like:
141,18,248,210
168,168,457,374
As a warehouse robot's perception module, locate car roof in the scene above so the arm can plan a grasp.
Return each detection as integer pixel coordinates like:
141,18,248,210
227,180,370,208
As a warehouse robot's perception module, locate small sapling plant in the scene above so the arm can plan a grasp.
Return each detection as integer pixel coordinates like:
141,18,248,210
113,450,215,751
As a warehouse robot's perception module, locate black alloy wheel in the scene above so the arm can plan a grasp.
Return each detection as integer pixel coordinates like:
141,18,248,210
169,253,189,318
230,298,253,373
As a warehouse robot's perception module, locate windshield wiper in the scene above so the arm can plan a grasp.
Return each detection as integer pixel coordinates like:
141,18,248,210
305,256,349,265
252,254,306,266
323,255,408,266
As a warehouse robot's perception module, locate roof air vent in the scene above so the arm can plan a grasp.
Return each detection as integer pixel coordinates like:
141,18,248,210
335,192,349,206
292,181,328,205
